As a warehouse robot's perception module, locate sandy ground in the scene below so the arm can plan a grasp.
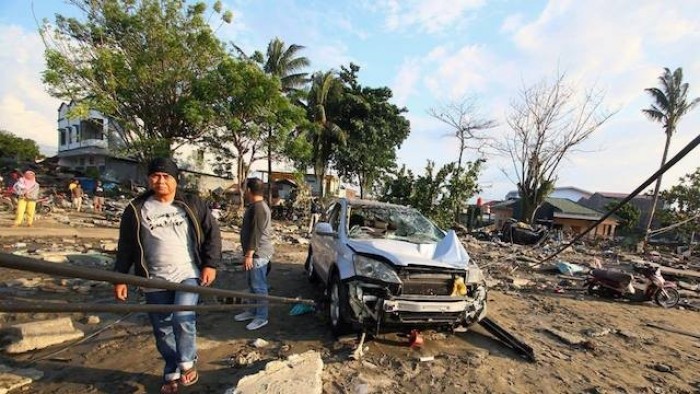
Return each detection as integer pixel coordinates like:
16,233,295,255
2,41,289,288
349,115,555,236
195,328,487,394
1,213,700,394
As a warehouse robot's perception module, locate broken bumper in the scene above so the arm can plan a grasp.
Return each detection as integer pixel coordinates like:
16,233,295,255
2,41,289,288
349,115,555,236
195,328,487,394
346,280,487,327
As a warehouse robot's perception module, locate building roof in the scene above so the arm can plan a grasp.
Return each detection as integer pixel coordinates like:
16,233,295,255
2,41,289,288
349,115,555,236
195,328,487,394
490,197,618,223
595,191,653,200
545,197,606,219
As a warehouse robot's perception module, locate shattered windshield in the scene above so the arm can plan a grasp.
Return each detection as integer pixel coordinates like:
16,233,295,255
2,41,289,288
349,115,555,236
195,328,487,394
347,205,444,243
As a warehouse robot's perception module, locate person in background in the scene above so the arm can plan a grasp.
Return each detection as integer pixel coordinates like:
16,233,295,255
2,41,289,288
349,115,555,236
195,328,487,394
234,177,274,331
113,157,221,394
93,180,105,213
70,179,83,212
308,197,322,235
12,170,40,227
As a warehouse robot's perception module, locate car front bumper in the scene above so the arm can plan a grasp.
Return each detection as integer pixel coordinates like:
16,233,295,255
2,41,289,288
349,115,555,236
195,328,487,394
345,279,488,328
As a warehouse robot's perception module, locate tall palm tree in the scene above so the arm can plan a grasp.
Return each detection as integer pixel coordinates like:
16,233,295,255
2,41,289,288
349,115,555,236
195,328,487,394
642,67,700,244
263,38,310,95
307,71,345,197
260,38,310,203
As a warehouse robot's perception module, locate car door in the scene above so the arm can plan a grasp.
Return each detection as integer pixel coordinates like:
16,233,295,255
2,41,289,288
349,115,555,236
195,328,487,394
316,202,342,283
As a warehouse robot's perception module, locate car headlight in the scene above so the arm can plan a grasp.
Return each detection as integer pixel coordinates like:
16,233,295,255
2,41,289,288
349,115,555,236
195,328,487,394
466,266,485,284
353,255,401,284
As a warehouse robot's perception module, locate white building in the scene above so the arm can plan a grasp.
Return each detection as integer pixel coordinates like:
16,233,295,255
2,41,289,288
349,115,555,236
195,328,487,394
57,101,113,173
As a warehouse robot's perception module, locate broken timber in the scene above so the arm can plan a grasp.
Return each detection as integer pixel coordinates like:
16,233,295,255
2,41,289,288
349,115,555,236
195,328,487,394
645,323,700,340
479,317,536,362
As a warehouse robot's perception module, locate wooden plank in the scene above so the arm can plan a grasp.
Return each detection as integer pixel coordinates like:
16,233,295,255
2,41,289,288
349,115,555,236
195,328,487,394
645,323,700,340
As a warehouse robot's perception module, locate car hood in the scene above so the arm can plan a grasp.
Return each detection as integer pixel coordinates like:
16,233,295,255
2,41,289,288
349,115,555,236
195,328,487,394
347,230,471,269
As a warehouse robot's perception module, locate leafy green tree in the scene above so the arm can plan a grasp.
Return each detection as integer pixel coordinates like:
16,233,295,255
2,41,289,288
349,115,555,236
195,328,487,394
334,64,411,198
660,168,700,249
605,201,640,234
41,0,232,160
377,165,415,206
0,130,41,161
306,71,345,197
193,57,302,197
378,160,483,229
642,67,700,243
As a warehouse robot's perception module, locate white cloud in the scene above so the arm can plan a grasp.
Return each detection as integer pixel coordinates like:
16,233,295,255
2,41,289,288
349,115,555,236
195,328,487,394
500,13,523,34
391,58,421,107
0,24,61,155
375,0,486,33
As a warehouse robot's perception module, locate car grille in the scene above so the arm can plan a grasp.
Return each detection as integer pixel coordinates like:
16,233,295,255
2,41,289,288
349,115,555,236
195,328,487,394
398,270,457,296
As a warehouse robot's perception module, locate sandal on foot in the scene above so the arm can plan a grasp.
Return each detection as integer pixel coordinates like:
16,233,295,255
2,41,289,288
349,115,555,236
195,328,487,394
160,381,178,394
179,367,199,387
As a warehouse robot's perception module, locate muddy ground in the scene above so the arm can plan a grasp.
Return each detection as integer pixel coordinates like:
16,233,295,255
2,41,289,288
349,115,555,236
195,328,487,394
0,212,700,394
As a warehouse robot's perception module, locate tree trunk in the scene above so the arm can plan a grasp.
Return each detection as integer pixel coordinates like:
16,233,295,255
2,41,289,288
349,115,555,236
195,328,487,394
643,130,673,246
236,156,245,209
267,126,273,206
314,162,325,198
359,173,364,199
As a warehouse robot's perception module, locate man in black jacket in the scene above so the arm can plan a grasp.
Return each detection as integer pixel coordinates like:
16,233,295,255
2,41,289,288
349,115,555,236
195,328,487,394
114,157,221,394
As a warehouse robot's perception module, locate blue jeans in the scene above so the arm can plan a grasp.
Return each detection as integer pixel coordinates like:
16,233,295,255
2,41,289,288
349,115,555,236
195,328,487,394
247,257,269,320
145,278,199,381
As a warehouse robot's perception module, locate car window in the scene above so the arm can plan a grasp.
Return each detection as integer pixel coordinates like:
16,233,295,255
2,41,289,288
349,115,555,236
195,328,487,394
328,204,341,232
347,205,444,243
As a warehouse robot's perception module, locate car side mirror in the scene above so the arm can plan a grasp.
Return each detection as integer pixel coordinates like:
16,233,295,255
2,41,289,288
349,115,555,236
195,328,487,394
315,222,335,236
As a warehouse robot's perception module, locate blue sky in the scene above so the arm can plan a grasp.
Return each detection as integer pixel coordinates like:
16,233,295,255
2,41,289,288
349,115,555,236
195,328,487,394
2,0,700,201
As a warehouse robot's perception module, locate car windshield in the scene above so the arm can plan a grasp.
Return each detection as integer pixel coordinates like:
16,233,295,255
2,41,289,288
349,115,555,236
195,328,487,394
347,205,444,243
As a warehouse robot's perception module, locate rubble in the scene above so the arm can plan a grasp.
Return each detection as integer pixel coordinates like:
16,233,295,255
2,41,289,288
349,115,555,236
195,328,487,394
2,317,84,353
0,364,44,394
544,327,589,346
227,351,323,394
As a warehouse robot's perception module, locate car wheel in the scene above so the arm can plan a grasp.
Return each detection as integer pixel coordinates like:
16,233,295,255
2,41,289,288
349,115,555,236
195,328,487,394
327,272,352,336
304,246,318,283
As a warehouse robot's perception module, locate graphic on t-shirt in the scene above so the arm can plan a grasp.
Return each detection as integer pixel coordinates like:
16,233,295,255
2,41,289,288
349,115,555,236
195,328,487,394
144,210,187,231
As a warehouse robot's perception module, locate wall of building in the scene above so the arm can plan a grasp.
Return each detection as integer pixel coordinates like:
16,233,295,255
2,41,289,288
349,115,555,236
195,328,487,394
553,217,617,239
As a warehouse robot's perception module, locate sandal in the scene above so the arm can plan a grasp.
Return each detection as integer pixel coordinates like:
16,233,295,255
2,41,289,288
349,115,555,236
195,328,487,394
179,366,199,387
160,381,178,394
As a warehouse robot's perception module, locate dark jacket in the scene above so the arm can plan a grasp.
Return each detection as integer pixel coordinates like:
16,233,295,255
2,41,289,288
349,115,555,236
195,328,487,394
114,190,222,278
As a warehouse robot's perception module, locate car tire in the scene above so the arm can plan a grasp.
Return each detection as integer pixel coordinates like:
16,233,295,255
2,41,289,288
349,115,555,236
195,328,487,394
327,271,352,337
304,247,318,283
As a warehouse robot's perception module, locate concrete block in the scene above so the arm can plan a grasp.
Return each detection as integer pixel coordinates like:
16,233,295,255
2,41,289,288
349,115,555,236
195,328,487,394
0,364,43,394
227,351,323,394
2,317,84,354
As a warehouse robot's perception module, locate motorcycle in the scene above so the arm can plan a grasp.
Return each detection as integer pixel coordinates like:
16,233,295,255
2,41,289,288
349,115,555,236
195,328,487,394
585,265,680,308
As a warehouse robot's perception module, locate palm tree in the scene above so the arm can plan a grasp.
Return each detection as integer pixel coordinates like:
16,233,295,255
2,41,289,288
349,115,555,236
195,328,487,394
263,38,310,95
307,71,345,197
260,38,310,203
642,67,700,244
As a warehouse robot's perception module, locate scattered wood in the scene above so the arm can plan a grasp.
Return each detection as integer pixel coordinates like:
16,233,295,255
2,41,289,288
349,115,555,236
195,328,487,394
644,323,700,340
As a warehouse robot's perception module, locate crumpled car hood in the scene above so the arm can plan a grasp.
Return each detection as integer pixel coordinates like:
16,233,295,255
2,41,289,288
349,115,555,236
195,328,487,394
347,230,471,269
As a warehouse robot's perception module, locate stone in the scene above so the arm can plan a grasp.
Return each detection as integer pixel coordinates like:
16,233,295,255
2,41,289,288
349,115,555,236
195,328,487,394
67,254,113,267
227,351,323,394
582,328,611,338
83,315,101,325
12,243,27,249
251,338,269,348
41,253,69,264
651,363,673,373
544,327,589,346
3,278,44,289
100,241,118,252
509,278,533,289
233,351,261,368
2,317,84,353
0,365,44,394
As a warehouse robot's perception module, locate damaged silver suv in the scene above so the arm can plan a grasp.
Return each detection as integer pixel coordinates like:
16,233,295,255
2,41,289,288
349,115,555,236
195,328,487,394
306,198,488,335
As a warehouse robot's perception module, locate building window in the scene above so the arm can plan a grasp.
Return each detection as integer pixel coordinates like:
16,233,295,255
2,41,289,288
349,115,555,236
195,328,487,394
59,130,66,146
89,156,95,165
74,125,80,143
79,157,85,166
